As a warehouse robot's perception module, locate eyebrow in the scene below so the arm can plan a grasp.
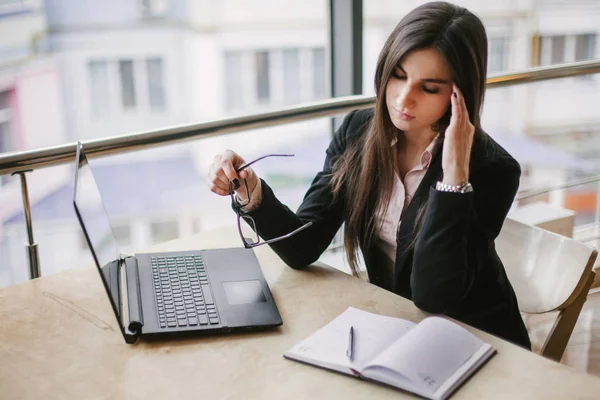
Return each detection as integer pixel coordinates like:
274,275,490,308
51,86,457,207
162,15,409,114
396,65,451,85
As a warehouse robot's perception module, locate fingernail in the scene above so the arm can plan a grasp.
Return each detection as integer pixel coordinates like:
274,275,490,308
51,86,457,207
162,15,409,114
232,179,240,190
453,92,457,98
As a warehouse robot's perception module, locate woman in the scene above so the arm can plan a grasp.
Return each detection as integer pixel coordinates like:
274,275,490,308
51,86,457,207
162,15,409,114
208,1,531,349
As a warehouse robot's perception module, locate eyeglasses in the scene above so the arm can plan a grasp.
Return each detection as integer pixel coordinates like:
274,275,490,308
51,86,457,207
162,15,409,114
229,154,313,248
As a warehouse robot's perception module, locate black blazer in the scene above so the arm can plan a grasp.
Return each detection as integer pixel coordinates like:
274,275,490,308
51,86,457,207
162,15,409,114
248,108,531,349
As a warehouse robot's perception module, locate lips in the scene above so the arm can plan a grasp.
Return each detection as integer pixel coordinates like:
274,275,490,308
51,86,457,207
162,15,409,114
393,108,415,121
399,112,414,121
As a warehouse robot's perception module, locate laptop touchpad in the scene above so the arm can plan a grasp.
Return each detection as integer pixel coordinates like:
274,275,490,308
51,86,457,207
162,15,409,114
223,280,267,305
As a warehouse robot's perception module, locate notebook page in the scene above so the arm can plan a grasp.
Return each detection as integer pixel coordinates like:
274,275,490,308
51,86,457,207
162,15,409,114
433,343,495,400
364,317,486,394
285,307,416,372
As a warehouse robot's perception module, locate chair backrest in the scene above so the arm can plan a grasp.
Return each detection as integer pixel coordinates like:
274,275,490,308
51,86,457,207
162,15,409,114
497,217,596,314
496,217,597,361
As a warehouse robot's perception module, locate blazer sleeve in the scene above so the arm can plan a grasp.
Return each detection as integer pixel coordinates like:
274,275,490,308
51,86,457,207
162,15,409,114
246,110,360,269
410,155,521,314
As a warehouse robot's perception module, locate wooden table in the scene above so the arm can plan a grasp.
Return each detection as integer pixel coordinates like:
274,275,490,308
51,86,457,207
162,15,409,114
1,228,599,399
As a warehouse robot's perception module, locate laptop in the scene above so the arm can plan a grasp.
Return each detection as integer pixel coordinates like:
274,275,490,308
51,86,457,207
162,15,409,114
72,142,282,343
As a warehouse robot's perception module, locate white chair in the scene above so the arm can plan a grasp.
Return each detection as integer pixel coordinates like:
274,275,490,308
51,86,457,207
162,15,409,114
496,217,597,362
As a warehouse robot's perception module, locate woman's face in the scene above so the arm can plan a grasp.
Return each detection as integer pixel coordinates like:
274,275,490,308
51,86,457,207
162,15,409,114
385,47,453,135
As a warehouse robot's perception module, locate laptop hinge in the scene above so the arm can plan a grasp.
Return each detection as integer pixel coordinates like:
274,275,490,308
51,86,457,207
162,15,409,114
119,254,143,342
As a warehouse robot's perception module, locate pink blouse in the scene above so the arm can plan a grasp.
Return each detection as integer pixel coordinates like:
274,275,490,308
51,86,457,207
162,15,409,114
375,135,441,273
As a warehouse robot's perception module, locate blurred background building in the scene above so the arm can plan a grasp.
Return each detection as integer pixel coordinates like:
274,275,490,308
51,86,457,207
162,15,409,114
0,0,599,287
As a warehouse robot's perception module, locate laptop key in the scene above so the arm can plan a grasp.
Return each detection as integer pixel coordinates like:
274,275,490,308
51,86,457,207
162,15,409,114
201,285,214,305
209,317,219,325
188,317,198,326
178,318,188,327
198,314,209,325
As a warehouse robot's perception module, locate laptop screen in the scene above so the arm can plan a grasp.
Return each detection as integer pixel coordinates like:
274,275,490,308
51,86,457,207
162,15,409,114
72,143,124,334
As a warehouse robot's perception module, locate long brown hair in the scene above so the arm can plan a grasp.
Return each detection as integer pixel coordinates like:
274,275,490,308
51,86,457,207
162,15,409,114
330,1,489,275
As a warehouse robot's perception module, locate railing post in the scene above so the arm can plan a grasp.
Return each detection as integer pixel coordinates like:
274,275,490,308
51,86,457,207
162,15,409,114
12,170,40,279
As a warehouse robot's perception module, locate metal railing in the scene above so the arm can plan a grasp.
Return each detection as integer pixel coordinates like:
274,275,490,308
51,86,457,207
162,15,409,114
2,59,600,176
516,175,600,201
1,59,600,279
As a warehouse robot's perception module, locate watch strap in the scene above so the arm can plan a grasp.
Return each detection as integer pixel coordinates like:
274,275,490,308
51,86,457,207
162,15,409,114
435,181,474,193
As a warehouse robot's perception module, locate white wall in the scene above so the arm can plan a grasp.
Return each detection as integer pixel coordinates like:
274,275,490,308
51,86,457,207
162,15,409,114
16,59,67,149
190,0,326,28
0,1,46,62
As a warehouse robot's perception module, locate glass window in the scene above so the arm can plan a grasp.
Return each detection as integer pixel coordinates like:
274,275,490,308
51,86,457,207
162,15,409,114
140,0,170,17
488,37,508,74
151,220,179,243
0,0,24,8
118,59,136,109
88,60,110,117
112,224,132,247
0,118,11,186
0,91,10,150
0,91,13,185
146,58,166,110
539,35,566,66
0,119,10,154
575,34,597,61
0,0,331,288
550,35,566,64
283,48,301,105
225,51,244,110
255,51,270,104
0,91,10,162
312,47,326,99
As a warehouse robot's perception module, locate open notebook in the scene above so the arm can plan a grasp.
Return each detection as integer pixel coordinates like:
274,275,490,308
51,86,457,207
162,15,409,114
284,307,496,400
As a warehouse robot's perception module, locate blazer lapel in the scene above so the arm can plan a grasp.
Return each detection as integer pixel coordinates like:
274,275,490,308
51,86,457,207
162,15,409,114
393,142,444,287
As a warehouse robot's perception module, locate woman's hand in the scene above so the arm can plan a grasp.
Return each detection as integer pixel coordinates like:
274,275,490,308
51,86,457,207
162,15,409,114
207,150,260,205
441,84,475,185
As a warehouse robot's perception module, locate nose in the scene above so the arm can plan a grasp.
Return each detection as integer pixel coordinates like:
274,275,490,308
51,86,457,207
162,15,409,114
395,84,416,110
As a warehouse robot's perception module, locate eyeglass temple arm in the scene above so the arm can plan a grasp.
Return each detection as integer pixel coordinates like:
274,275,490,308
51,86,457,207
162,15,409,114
259,221,313,246
236,153,295,172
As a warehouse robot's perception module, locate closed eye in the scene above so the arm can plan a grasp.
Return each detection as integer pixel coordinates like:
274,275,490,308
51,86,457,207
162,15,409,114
392,72,440,94
422,86,440,94
392,69,442,94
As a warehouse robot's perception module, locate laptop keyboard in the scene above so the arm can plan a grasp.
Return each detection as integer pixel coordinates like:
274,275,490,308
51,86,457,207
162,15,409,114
151,255,221,329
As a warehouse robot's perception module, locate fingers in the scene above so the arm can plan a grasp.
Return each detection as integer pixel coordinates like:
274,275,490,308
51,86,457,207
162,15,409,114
450,84,464,126
207,150,243,196
207,161,230,196
220,150,242,182
207,150,260,199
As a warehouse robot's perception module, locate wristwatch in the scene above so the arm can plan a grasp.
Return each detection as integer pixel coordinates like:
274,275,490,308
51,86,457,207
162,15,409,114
435,181,474,193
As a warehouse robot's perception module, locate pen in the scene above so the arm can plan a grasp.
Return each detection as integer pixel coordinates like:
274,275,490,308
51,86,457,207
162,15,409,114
346,325,355,362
